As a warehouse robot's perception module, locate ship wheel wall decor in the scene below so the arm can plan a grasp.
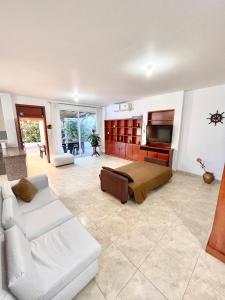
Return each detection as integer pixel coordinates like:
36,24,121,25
207,110,225,126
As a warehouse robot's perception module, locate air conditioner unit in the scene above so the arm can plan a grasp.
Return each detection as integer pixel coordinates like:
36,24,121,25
119,103,132,111
113,104,120,112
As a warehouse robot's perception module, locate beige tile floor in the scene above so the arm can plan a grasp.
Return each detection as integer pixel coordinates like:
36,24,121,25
1,153,225,300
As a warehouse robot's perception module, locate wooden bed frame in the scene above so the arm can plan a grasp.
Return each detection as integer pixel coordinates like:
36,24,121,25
100,154,173,204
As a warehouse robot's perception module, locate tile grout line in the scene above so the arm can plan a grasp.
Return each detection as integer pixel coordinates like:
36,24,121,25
137,230,171,300
94,277,107,299
112,267,139,300
181,247,203,300
111,244,139,299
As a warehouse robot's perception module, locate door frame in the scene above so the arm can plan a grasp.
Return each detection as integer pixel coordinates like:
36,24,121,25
15,104,50,163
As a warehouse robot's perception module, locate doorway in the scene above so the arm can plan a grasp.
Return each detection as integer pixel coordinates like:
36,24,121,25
16,105,50,163
60,110,97,156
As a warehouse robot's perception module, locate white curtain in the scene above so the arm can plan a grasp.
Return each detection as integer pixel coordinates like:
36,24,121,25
49,102,64,155
96,107,104,152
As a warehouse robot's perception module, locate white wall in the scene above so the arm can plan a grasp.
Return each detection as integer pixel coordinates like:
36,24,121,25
178,85,225,180
0,93,18,147
105,91,184,169
0,99,5,131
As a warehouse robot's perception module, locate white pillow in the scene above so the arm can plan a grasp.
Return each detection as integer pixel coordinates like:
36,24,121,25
1,182,15,200
5,226,42,300
2,197,26,234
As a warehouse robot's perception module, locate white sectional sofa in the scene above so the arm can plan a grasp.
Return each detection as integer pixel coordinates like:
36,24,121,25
0,175,101,300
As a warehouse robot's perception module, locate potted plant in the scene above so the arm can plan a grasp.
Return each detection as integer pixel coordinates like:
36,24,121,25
88,129,101,156
196,158,215,184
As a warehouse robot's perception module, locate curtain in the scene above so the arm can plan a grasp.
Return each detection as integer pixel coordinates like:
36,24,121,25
49,102,64,155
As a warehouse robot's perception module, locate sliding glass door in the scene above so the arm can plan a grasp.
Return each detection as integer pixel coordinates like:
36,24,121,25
60,110,96,156
79,112,96,156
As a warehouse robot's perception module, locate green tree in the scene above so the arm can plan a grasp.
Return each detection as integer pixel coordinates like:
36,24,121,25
64,120,78,141
20,120,41,143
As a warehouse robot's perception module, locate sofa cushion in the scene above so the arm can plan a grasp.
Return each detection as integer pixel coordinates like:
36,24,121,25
10,175,49,192
5,226,42,300
24,200,73,240
1,182,15,200
18,186,58,214
12,177,38,202
31,217,101,300
52,153,74,167
2,197,26,233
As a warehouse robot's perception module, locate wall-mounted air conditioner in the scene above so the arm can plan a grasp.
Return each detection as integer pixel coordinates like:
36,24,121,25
113,103,133,112
113,104,120,112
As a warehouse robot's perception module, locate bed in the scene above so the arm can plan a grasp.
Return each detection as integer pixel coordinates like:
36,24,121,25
100,157,172,204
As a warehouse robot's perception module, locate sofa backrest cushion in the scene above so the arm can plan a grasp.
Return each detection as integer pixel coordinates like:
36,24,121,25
5,226,42,300
1,182,15,201
10,175,49,192
2,197,26,234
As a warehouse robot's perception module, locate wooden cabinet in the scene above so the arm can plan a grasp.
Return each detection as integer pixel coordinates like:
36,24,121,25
138,149,148,161
147,151,158,158
105,112,174,167
206,165,225,263
130,145,147,161
115,142,126,158
125,144,133,160
105,118,143,160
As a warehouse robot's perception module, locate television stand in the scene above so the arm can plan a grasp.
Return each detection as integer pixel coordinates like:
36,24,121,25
140,144,173,168
142,109,175,168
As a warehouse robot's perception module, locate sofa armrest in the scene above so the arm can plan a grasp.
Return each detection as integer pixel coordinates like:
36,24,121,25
28,175,49,190
100,169,129,204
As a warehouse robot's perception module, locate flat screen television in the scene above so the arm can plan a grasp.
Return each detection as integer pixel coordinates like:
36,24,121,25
146,125,173,144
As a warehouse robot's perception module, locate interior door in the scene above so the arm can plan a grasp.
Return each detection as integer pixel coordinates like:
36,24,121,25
16,104,50,163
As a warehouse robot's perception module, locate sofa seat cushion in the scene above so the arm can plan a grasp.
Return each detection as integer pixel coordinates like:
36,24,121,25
5,226,42,300
52,153,74,167
24,200,73,240
31,218,101,300
18,187,58,213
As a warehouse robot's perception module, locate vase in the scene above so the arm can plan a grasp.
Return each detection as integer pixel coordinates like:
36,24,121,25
203,171,215,184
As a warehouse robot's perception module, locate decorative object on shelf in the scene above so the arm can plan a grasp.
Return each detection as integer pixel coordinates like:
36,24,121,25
207,110,225,126
88,129,101,157
196,158,215,184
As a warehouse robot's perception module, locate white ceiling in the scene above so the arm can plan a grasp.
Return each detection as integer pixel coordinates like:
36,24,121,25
0,0,225,106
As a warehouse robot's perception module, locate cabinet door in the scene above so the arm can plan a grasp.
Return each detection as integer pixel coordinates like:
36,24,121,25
114,142,121,156
105,142,110,154
132,145,140,161
158,153,169,161
138,149,148,161
148,151,158,158
125,144,133,160
120,143,126,158
110,142,116,155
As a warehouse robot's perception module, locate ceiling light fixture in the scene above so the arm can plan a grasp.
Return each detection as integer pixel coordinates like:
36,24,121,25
145,65,153,77
73,89,79,102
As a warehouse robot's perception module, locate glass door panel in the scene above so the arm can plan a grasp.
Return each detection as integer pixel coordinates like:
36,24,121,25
60,110,97,157
79,112,96,156
60,110,80,155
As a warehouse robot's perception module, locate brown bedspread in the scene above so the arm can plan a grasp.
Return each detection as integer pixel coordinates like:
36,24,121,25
116,161,172,204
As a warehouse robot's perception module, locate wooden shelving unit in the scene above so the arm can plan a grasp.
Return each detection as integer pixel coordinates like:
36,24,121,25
105,110,174,167
105,118,144,160
105,118,142,146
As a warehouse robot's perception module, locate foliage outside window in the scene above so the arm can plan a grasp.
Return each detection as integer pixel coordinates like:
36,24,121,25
61,114,96,143
20,120,41,143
